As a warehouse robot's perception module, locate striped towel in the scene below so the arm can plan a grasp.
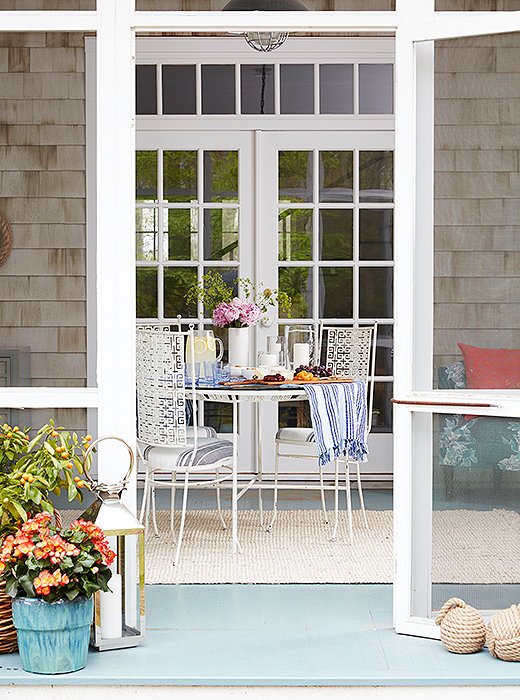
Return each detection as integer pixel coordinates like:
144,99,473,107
302,380,368,466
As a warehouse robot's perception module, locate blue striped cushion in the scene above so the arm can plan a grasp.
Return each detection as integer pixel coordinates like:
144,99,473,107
142,437,233,470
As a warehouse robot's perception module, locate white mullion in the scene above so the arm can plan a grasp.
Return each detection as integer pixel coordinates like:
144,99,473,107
353,62,360,116
312,149,319,323
157,149,164,321
196,64,202,116
198,147,205,327
157,62,163,116
235,63,241,116
353,149,360,324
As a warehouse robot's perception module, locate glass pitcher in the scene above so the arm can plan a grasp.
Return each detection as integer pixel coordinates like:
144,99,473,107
186,329,224,365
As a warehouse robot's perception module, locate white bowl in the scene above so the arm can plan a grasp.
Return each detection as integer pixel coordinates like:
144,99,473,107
242,367,264,380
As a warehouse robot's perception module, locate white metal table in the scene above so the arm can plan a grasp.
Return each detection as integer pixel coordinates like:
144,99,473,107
195,384,306,554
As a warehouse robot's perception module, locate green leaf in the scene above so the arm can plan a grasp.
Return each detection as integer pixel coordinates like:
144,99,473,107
10,501,27,521
19,574,35,597
65,588,79,601
43,441,55,455
5,576,18,598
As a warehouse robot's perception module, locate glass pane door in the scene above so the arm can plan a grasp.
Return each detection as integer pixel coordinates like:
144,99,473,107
257,131,395,476
135,131,254,465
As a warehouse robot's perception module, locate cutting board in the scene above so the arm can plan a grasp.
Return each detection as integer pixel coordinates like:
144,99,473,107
219,377,353,387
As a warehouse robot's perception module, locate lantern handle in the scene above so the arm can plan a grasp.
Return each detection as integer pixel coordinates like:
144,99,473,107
82,435,135,490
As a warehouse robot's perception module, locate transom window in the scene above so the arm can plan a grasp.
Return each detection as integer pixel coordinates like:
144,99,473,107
136,61,393,116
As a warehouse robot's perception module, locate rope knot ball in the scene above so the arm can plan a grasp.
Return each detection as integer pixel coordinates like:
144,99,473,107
435,597,486,654
486,604,520,662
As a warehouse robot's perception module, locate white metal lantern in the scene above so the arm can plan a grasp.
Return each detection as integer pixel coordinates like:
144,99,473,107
81,436,145,652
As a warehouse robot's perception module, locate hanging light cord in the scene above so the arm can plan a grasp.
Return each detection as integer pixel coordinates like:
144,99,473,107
260,64,266,115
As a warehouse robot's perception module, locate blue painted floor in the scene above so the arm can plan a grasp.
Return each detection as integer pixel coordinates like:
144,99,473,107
1,584,520,686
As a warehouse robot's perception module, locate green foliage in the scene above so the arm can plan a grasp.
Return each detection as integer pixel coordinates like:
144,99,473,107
0,421,92,538
185,270,291,317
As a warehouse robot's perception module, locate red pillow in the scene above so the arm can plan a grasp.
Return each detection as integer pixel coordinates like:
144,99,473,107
458,343,520,389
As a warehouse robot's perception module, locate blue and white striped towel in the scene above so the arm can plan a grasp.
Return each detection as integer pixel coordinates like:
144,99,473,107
302,380,368,466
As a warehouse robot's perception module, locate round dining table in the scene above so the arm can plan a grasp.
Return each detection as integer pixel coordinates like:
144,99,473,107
195,382,307,553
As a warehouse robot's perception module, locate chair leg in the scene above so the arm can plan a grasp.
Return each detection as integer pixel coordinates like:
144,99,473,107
319,463,329,524
267,443,280,531
151,482,159,538
174,471,190,567
355,460,368,529
216,466,227,531
170,471,177,537
139,469,151,537
331,458,340,541
345,460,353,546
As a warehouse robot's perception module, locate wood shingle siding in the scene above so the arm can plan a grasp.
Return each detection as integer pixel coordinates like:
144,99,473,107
0,30,87,392
434,31,520,370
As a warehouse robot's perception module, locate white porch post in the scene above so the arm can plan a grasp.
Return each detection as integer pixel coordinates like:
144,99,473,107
96,0,136,500
393,0,435,633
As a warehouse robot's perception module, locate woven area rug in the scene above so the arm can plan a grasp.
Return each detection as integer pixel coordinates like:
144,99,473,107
141,508,520,585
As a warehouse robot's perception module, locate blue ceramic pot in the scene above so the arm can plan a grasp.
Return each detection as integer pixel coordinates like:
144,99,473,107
12,596,93,674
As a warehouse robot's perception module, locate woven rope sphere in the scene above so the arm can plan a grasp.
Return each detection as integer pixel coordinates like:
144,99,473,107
435,597,486,654
486,605,520,661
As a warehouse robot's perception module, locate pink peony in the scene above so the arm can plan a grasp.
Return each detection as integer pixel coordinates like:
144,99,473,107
213,298,261,328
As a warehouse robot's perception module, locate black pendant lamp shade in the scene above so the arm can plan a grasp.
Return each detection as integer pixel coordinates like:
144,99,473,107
223,0,308,52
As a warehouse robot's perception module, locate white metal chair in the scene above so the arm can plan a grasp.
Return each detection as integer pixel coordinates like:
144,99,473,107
136,326,233,566
271,322,378,544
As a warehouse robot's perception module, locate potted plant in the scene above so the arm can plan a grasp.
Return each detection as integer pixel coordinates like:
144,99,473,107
185,271,292,367
0,511,115,674
0,420,92,653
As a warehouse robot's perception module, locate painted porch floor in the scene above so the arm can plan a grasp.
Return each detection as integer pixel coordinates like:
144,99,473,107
1,584,520,687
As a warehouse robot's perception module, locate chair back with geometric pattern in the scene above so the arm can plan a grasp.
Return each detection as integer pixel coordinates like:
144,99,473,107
319,322,378,434
136,326,193,449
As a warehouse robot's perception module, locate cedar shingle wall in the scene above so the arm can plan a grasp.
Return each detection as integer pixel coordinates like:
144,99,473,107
0,31,87,389
434,32,520,369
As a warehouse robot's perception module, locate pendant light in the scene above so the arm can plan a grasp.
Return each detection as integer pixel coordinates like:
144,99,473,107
222,0,309,53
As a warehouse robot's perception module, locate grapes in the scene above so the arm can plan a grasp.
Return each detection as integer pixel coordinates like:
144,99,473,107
294,365,333,378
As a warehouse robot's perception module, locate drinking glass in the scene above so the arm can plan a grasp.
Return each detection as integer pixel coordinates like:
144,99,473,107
287,326,315,369
267,336,287,367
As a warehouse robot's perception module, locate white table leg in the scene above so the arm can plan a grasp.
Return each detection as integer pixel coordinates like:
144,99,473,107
232,396,240,555
256,401,264,528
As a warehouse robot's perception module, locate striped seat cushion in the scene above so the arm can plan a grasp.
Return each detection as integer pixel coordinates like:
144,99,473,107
142,437,233,471
276,427,315,443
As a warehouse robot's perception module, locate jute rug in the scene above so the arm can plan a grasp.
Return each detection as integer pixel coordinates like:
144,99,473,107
141,508,520,585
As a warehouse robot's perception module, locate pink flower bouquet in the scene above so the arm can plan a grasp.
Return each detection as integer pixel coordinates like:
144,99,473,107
213,298,262,328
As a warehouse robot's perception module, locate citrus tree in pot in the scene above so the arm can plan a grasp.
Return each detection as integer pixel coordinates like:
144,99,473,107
0,420,92,653
0,511,115,674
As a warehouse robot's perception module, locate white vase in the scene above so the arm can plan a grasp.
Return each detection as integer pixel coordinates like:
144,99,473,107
228,326,250,367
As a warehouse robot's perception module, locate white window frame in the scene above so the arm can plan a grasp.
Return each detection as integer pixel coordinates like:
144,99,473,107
2,1,520,643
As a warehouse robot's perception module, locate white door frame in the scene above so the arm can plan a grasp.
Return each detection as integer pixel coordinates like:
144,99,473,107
392,11,520,638
2,2,520,643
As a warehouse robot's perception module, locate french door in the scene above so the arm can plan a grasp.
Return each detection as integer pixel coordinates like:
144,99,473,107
257,131,395,476
136,128,395,477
